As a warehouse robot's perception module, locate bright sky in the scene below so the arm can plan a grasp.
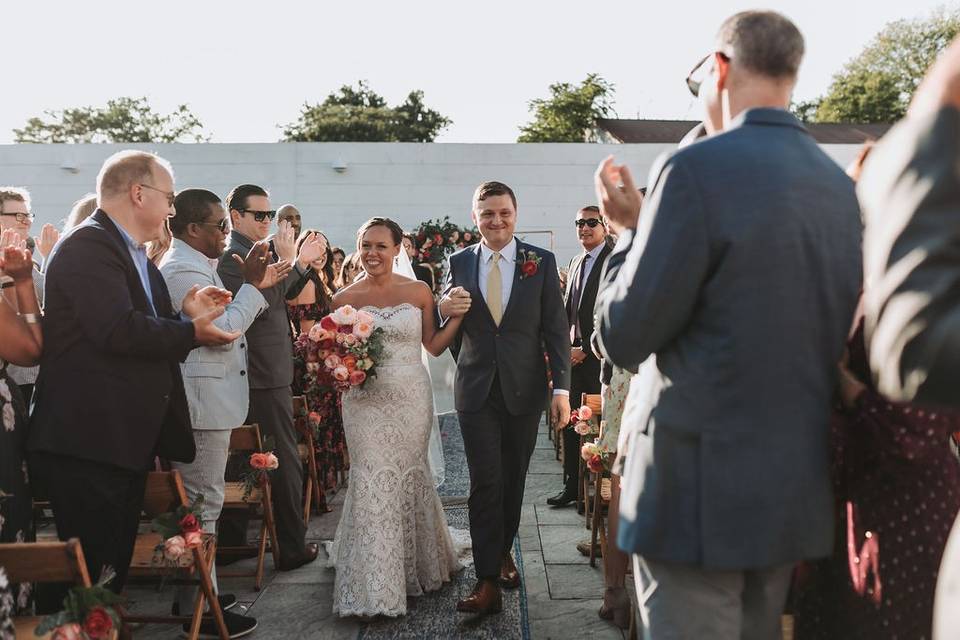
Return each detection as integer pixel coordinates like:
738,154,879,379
2,0,950,144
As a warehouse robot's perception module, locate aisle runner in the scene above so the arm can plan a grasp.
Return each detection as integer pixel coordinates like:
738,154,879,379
360,414,530,639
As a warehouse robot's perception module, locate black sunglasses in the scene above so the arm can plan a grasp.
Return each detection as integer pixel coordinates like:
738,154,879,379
236,208,277,222
198,218,230,233
686,52,730,97
575,218,603,228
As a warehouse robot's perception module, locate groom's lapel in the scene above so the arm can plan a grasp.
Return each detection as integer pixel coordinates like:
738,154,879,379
499,239,525,326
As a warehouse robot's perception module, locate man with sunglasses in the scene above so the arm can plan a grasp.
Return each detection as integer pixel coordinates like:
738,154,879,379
547,206,610,510
594,11,862,639
217,184,326,571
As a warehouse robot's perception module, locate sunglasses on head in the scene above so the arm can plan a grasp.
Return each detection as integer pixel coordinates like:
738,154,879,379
575,218,603,228
237,208,277,222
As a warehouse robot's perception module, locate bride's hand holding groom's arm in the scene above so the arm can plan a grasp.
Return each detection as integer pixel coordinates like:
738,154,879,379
422,284,470,356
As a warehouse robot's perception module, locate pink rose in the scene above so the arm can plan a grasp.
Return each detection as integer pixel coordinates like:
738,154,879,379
52,623,84,640
308,411,322,424
342,333,358,347
574,421,591,436
349,370,367,386
250,452,269,469
587,455,604,473
333,366,350,382
578,406,593,421
265,453,279,470
331,305,358,325
353,320,374,340
164,535,186,561
324,354,342,370
184,530,203,549
580,443,596,461
308,324,333,343
356,310,375,325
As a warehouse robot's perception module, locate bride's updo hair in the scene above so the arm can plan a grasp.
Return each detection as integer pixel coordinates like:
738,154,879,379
357,217,404,247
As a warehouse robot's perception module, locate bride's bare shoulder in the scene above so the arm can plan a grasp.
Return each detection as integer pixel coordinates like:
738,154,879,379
333,280,368,308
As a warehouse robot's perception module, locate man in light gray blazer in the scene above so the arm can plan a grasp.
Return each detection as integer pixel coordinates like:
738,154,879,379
857,35,960,640
594,11,862,639
160,188,284,637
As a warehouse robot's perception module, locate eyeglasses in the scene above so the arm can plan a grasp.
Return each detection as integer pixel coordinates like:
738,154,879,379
139,183,176,207
198,218,230,233
686,51,730,98
236,208,277,222
575,218,604,228
0,212,34,224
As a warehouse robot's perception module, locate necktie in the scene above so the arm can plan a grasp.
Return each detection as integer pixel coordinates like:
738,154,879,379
487,252,503,325
569,254,590,343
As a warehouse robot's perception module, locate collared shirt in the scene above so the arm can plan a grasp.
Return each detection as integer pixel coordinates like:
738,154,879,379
113,219,156,315
478,237,517,310
578,242,607,291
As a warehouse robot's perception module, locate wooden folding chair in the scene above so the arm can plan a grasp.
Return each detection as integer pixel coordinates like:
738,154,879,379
124,470,228,640
217,423,280,590
293,395,323,524
578,392,603,523
0,539,112,640
590,473,613,568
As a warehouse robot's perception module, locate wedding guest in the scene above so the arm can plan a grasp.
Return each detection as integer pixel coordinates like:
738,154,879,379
161,188,286,638
338,251,363,287
0,188,44,408
331,247,346,286
147,218,172,265
63,193,97,232
217,183,326,570
595,11,862,638
854,33,960,639
286,229,347,495
401,233,435,290
0,242,43,616
277,204,303,239
27,150,240,596
548,206,610,509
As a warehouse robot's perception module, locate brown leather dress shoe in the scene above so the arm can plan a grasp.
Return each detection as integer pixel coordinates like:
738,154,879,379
456,579,503,614
278,542,320,571
499,553,521,589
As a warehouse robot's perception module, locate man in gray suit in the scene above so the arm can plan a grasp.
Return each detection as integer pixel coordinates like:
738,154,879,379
161,188,288,638
857,35,960,640
594,11,862,639
217,184,326,570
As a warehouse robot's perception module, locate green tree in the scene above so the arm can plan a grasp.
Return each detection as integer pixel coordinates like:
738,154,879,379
517,74,616,142
281,81,451,142
804,8,960,123
14,97,209,143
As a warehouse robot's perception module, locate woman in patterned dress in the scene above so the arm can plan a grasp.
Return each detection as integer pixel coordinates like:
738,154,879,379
0,242,44,621
288,230,348,495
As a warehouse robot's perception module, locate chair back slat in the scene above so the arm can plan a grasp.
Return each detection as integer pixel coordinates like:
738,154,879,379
0,538,91,586
582,393,603,417
229,424,263,452
141,470,189,518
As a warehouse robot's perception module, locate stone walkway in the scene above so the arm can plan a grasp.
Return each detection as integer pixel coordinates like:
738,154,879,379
127,416,632,638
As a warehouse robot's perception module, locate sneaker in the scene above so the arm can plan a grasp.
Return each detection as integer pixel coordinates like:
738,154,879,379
180,610,258,639
171,594,238,615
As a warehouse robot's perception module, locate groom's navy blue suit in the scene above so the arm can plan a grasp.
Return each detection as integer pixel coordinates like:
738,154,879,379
443,238,570,578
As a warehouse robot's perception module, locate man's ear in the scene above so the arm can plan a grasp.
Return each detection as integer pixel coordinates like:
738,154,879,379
715,52,731,93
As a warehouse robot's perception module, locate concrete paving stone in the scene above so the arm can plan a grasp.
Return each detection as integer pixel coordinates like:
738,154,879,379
271,547,335,585
307,507,343,540
535,503,584,526
545,563,607,599
528,598,626,640
523,474,562,504
528,453,563,475
247,583,360,640
517,524,541,552
520,503,537,527
539,525,592,565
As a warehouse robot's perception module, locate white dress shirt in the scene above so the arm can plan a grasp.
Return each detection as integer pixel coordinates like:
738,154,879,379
478,237,516,311
577,241,607,295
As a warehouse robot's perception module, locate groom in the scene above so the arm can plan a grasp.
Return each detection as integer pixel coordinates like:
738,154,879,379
440,181,571,614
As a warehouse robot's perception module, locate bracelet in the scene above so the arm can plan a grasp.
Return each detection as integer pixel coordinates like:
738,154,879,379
18,312,41,324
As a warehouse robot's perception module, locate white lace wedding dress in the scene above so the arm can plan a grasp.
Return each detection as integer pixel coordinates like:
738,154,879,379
329,303,461,617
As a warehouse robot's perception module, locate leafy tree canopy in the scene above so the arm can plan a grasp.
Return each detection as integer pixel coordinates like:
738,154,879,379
518,73,616,142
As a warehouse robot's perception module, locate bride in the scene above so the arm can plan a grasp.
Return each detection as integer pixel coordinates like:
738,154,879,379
327,217,471,617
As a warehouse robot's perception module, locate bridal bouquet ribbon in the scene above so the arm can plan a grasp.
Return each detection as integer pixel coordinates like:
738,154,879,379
36,568,123,640
151,495,207,566
302,305,386,392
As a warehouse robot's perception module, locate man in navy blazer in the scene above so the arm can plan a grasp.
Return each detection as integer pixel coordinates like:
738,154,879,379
28,151,239,593
595,12,862,639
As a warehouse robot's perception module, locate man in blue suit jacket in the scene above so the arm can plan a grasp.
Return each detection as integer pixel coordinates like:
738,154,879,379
595,12,862,639
28,151,239,595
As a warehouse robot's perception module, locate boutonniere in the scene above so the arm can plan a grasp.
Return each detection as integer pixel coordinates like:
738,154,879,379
516,250,542,279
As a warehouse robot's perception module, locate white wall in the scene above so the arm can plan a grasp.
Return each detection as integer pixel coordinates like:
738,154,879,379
0,141,864,266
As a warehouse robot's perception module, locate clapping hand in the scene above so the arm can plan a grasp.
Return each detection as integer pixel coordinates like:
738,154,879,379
595,156,642,230
181,284,234,319
273,220,297,263
295,231,326,268
0,245,34,283
439,286,472,318
232,241,292,289
35,224,60,259
192,307,242,347
0,229,24,250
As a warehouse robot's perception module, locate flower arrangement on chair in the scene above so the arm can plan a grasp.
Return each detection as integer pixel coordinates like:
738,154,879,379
151,496,207,566
581,439,612,474
571,404,599,437
37,568,123,640
237,439,280,501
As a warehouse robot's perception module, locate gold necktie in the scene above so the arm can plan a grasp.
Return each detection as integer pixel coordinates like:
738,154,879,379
487,252,503,325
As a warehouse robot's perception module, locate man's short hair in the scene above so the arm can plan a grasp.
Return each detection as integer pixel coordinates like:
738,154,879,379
170,189,222,236
578,205,601,216
717,11,804,79
97,150,173,200
473,181,517,210
0,186,30,212
225,184,269,213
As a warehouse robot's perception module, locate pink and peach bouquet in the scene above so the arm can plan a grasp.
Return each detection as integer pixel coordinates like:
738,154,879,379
570,404,598,436
240,441,280,501
297,305,385,392
581,439,611,474
151,496,207,567
36,569,123,639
